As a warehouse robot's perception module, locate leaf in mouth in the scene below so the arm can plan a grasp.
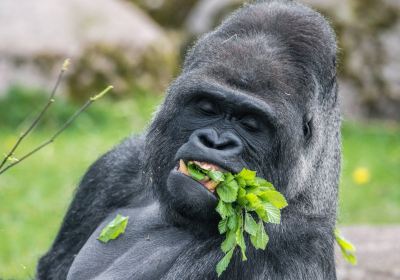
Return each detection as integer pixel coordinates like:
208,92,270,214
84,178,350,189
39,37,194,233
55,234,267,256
208,170,225,182
186,165,355,276
187,165,286,277
187,161,207,181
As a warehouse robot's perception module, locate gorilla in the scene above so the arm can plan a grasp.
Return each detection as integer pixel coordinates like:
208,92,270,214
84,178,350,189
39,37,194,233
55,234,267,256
37,0,340,279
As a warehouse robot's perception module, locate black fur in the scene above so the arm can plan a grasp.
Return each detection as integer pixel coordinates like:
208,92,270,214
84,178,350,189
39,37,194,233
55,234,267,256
37,1,340,279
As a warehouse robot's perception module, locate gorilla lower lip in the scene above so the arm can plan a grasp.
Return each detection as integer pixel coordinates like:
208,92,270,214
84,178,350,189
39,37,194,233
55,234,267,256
177,159,221,192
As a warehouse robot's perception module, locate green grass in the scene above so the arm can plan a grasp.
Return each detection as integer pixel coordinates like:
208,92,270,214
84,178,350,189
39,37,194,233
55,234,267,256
0,90,399,278
0,89,163,279
339,122,400,224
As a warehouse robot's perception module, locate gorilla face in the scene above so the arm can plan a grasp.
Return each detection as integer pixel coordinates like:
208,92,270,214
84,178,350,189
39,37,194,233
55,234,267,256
144,0,338,232
166,85,278,223
146,71,312,228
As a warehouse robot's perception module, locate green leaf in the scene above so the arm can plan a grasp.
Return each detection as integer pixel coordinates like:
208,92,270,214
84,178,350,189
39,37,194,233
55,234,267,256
237,187,247,206
213,168,287,275
250,221,269,250
227,214,238,231
216,200,235,219
97,214,129,243
334,229,357,265
245,179,257,188
259,190,288,209
221,229,237,253
263,202,281,224
245,193,261,209
237,168,256,180
255,206,268,222
224,172,235,182
225,178,239,191
245,185,260,195
334,229,356,252
244,212,258,236
236,177,246,188
217,181,238,203
216,248,234,277
341,250,357,265
236,226,247,261
208,170,225,182
255,177,275,190
187,163,207,181
218,219,228,234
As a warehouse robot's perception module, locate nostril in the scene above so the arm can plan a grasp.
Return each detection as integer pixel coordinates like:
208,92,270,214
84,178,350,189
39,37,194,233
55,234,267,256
193,129,243,155
216,133,242,152
215,139,237,151
199,134,215,148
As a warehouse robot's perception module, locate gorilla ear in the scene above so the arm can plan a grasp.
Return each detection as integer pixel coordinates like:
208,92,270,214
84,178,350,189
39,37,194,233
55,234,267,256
303,113,313,141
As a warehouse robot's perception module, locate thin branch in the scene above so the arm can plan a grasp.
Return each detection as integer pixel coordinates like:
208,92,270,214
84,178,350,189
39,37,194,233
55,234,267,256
0,59,71,170
0,85,113,175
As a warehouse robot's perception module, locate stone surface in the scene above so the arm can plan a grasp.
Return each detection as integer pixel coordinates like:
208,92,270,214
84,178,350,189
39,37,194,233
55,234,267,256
185,0,242,35
336,226,400,280
303,0,400,120
0,0,163,57
0,0,177,97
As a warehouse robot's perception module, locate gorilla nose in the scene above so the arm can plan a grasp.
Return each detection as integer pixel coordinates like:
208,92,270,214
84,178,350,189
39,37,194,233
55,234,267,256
192,128,243,157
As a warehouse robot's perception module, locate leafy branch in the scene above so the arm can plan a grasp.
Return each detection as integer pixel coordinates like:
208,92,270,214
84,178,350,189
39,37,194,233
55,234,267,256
0,59,70,171
185,162,287,277
0,59,113,175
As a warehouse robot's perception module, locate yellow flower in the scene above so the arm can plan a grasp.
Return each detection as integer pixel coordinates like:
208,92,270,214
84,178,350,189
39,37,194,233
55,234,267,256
352,167,371,185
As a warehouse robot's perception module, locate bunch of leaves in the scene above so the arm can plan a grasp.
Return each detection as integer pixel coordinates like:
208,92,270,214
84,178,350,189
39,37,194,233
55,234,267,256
334,229,357,265
98,166,356,274
187,165,288,277
98,214,129,243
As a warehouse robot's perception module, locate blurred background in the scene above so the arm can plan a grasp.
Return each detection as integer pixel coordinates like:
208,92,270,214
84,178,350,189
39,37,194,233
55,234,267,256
0,0,399,279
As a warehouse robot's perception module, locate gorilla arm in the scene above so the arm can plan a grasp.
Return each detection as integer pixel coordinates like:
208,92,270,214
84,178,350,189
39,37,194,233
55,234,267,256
36,136,145,280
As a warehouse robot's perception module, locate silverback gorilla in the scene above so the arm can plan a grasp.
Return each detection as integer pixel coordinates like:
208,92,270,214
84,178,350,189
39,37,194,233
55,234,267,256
37,1,340,279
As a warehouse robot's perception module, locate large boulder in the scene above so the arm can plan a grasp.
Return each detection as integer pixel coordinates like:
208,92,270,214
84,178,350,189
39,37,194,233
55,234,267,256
303,0,400,120
128,0,199,28
185,0,242,36
0,0,178,100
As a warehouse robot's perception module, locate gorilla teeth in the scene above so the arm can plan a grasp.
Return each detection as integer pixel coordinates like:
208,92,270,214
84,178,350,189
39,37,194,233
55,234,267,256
202,180,218,192
192,161,225,172
178,159,189,175
177,159,221,193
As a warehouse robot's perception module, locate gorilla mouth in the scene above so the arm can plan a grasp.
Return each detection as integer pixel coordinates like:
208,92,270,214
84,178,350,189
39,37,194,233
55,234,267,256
177,159,226,193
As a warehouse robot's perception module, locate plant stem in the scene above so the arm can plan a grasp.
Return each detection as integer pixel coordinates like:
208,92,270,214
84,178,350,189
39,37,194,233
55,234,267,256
0,59,70,170
0,85,113,175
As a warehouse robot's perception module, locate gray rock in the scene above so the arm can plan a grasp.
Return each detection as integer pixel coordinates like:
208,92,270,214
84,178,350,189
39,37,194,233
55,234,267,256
0,0,176,96
303,0,400,120
185,0,242,36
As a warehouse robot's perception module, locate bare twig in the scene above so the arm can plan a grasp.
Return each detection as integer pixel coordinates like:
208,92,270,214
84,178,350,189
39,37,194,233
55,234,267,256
0,85,113,175
0,59,70,170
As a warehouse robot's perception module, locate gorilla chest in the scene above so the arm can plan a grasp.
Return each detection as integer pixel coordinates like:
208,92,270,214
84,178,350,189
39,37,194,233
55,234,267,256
67,206,221,280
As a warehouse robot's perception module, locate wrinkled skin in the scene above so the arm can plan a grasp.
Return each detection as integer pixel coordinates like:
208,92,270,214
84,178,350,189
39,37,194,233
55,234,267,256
37,1,340,279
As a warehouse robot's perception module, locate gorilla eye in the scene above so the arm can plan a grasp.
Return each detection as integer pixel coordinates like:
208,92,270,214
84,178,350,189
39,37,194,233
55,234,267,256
240,116,260,132
197,99,218,115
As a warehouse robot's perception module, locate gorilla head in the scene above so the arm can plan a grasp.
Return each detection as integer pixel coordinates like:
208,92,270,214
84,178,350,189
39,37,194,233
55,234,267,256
144,0,339,233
